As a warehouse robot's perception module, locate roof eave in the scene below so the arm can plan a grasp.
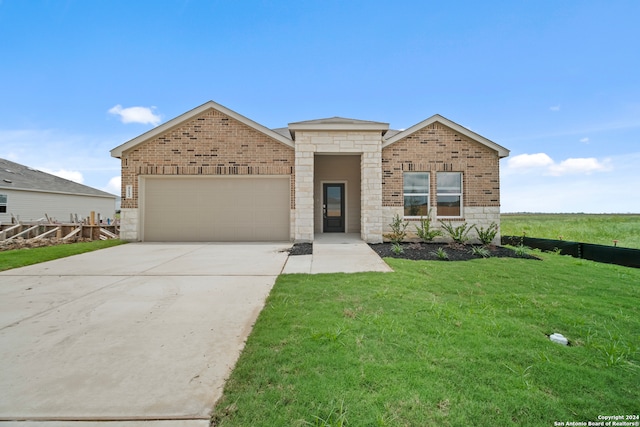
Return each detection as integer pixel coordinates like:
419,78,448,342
0,185,117,198
287,122,389,140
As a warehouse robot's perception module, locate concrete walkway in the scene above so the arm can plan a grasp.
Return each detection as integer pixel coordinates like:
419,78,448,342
0,243,291,427
282,233,392,274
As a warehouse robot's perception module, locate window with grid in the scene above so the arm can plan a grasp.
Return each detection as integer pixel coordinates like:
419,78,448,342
0,194,6,213
403,172,429,217
436,172,462,217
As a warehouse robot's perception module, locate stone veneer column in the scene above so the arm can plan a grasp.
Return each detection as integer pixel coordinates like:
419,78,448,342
361,150,383,243
294,142,315,242
119,208,139,241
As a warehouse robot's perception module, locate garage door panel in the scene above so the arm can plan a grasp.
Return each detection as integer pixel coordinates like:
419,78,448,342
143,177,290,241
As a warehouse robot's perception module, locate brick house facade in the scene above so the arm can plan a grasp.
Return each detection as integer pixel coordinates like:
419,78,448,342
110,101,509,243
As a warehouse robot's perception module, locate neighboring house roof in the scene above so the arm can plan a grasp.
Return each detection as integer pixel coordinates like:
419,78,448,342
0,158,116,198
383,114,510,158
110,100,295,158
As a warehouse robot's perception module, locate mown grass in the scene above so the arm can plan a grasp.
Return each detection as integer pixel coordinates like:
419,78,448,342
501,213,640,249
212,254,639,426
0,239,126,271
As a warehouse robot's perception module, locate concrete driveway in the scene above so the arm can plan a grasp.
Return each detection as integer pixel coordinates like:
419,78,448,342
0,242,291,426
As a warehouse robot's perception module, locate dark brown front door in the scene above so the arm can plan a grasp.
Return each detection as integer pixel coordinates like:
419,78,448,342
323,183,345,232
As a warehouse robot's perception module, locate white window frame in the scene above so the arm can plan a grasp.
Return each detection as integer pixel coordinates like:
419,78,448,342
402,172,430,218
436,172,463,218
0,194,6,214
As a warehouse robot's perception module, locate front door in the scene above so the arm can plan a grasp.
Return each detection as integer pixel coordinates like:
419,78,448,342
323,183,345,232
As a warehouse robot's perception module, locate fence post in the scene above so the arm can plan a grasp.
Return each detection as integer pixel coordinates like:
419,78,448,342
577,243,581,259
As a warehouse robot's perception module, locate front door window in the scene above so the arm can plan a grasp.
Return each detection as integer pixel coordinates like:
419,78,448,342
323,183,345,232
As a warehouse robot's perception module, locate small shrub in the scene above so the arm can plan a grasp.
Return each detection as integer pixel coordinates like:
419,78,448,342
391,242,404,255
385,214,408,244
470,246,491,258
431,247,449,260
514,244,530,257
440,221,474,244
415,213,442,242
476,222,499,245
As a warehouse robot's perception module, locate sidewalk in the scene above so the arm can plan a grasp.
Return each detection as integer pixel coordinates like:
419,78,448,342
282,233,392,274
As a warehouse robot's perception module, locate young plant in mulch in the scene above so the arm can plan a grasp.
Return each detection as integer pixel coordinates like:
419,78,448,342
391,242,404,255
476,222,499,246
385,214,409,244
440,220,474,244
431,247,449,260
470,245,491,258
415,212,442,242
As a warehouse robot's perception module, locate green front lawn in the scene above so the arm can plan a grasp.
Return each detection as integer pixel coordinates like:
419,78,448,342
0,239,126,271
212,254,639,426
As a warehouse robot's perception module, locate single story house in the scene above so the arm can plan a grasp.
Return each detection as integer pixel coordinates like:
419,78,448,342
110,101,509,243
0,158,117,224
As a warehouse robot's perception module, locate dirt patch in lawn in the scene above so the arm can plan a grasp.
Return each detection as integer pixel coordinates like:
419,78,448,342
0,237,93,252
369,242,540,262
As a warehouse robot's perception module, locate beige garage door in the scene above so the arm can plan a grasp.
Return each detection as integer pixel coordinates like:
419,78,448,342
142,176,290,241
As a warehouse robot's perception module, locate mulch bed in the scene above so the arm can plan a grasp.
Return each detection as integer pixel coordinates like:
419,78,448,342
369,242,540,262
288,241,539,262
288,243,313,256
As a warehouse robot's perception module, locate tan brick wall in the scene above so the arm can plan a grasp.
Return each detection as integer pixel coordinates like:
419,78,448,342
382,122,501,211
120,108,295,209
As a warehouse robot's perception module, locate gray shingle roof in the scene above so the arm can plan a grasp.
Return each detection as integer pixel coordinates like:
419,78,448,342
288,116,388,126
0,158,116,198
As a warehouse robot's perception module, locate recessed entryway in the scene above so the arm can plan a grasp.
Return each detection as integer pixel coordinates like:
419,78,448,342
314,155,361,235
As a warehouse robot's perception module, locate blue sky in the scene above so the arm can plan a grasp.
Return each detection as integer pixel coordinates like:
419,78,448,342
1,0,638,213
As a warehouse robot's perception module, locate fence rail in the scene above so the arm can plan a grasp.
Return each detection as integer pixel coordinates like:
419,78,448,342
501,236,640,269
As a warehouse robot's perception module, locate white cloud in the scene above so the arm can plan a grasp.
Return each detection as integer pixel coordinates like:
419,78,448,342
506,152,611,177
549,105,560,111
104,176,121,195
507,153,554,170
580,137,589,143
501,154,640,213
108,104,161,126
39,168,85,184
547,157,611,176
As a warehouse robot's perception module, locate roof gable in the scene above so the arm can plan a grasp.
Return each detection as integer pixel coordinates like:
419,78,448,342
0,158,116,198
110,101,294,158
382,114,509,158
